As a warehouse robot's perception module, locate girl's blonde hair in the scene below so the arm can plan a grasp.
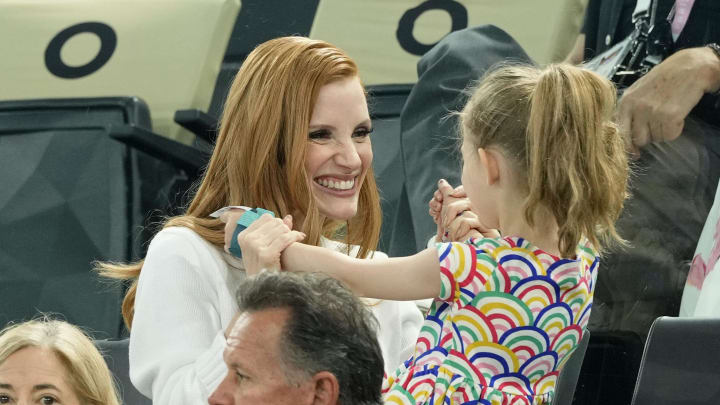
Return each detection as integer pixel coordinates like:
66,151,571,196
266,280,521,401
0,318,121,405
98,36,382,328
461,63,629,257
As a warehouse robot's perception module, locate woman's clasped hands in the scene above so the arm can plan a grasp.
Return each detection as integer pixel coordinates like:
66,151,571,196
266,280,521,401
220,208,306,275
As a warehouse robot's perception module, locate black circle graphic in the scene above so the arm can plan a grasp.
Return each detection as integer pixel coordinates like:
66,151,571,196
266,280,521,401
397,0,468,56
45,22,117,79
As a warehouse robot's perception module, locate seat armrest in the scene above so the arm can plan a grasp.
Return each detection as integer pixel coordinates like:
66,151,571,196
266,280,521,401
174,109,218,143
107,124,207,179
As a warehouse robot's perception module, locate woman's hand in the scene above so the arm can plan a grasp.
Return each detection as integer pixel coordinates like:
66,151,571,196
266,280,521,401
429,179,500,242
219,207,247,253
231,213,306,275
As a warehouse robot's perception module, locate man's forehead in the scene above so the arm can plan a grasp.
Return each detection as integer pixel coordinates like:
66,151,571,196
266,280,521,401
226,312,251,348
226,307,291,350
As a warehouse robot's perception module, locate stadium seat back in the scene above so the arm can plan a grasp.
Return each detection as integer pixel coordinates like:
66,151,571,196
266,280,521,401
0,97,181,338
553,330,590,405
95,338,153,405
631,316,720,405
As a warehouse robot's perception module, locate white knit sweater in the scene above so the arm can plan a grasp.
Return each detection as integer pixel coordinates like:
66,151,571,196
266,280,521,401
129,226,423,404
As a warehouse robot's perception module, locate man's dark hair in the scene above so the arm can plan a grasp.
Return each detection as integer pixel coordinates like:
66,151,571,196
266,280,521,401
235,271,384,405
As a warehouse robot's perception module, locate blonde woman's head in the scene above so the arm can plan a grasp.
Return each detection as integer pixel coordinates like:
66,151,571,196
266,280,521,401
0,318,120,405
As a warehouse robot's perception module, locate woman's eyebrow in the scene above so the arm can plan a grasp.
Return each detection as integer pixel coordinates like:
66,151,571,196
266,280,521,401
33,384,60,391
0,382,14,390
308,124,336,130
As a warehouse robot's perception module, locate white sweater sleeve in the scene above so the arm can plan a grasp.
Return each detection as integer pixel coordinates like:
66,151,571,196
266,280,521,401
129,228,235,405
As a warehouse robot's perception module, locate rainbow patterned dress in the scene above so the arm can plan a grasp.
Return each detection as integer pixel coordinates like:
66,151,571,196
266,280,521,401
383,236,598,405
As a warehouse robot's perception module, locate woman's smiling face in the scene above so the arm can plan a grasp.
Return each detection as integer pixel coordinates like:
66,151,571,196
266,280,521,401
305,76,373,221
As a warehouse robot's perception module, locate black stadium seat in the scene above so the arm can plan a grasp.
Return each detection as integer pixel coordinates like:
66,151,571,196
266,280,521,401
631,317,720,405
553,330,590,405
0,97,197,338
95,338,153,405
366,84,414,252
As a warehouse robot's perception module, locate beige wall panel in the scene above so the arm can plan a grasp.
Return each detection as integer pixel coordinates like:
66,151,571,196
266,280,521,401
0,0,240,142
310,0,587,85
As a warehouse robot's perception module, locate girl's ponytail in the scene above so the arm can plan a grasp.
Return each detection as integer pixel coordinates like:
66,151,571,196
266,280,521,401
524,65,628,256
461,63,629,258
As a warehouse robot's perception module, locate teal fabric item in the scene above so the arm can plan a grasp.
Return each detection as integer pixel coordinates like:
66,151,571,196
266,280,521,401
229,208,275,258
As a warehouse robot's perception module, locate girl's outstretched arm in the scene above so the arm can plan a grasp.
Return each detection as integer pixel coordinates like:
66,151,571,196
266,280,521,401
231,211,442,301
281,243,441,301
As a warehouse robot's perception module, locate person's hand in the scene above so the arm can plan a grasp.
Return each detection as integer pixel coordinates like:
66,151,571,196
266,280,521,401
235,214,306,275
444,208,501,242
219,207,247,253
618,47,720,154
430,179,500,242
429,179,462,239
428,181,450,227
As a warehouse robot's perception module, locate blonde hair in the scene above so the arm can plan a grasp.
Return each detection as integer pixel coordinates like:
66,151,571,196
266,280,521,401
98,36,382,328
0,318,120,405
461,63,629,257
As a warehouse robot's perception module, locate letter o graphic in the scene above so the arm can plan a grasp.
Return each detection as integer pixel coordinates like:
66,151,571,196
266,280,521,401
396,0,468,56
45,22,117,79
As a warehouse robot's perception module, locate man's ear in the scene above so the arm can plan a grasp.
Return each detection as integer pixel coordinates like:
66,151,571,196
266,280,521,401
477,147,500,185
311,371,340,405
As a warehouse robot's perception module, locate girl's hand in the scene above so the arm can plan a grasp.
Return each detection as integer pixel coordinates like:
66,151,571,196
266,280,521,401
428,189,444,226
432,179,500,242
235,214,306,275
430,179,469,241
444,209,501,241
429,179,463,238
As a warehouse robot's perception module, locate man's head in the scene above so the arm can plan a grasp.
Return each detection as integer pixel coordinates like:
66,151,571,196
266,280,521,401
208,271,384,405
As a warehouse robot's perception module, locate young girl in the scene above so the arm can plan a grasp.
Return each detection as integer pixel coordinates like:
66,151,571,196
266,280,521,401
239,63,629,404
